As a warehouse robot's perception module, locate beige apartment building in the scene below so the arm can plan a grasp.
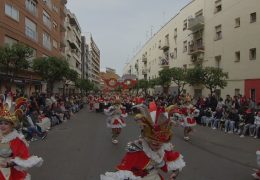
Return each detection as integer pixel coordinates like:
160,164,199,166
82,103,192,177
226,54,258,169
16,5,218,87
64,8,82,77
123,0,260,102
0,0,67,94
87,34,100,85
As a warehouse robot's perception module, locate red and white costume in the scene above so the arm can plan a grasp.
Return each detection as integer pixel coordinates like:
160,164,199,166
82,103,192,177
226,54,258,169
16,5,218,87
253,149,260,179
101,139,185,180
104,105,127,129
0,130,43,180
101,103,185,179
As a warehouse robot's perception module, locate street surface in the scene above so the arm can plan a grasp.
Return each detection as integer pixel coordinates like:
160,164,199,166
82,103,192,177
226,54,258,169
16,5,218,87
30,107,259,180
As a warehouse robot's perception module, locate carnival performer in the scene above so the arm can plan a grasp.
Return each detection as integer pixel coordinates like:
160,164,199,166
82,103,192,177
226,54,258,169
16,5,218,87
252,149,260,179
179,99,198,141
100,104,185,180
0,99,43,179
88,94,95,112
104,96,127,144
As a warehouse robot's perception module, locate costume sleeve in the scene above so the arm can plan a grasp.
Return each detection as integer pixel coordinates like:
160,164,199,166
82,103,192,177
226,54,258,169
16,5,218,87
100,152,148,180
10,138,43,170
161,150,185,172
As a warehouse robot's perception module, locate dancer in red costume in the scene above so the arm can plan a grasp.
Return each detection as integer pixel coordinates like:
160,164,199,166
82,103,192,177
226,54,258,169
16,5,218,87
101,103,185,179
253,149,260,179
104,96,127,144
0,99,43,180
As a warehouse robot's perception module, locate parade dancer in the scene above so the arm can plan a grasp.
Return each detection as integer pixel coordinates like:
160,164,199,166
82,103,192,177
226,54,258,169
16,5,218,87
104,96,127,144
253,149,260,179
181,106,197,141
101,104,185,180
0,99,43,179
88,95,94,112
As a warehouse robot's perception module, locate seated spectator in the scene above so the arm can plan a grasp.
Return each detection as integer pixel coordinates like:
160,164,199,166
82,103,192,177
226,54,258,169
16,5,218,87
212,107,223,130
251,112,260,138
240,109,255,137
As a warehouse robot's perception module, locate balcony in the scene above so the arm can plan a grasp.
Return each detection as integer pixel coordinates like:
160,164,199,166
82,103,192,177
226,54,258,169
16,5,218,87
142,54,147,63
142,68,147,75
159,58,169,68
188,42,205,55
188,16,204,31
190,54,204,64
160,41,170,51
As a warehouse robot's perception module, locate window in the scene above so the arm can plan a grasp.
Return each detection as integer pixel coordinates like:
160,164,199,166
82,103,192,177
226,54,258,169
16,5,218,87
27,48,36,64
53,21,57,29
183,19,187,31
5,4,19,21
195,9,203,17
235,17,240,28
25,18,37,41
249,48,256,60
4,36,18,45
43,0,52,9
183,41,187,52
53,39,57,48
174,28,177,38
52,4,58,13
234,89,240,96
215,25,222,40
43,32,51,50
43,10,51,29
215,55,221,68
235,51,240,62
25,0,37,16
215,0,222,13
174,48,177,59
250,12,256,23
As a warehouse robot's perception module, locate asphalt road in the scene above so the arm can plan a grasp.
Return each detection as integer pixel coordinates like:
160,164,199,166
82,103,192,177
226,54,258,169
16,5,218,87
29,107,259,180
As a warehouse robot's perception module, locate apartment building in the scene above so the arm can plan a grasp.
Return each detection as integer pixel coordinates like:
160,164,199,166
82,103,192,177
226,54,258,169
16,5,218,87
81,35,89,80
87,34,100,85
0,0,67,94
124,0,260,102
64,8,82,77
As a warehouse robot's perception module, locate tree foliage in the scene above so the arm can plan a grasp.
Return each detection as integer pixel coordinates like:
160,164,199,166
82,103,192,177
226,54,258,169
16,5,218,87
0,43,33,82
202,67,228,95
75,78,94,93
32,56,70,92
170,67,188,95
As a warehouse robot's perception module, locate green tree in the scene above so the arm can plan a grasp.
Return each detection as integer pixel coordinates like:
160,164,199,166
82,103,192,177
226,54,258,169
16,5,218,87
0,43,33,85
186,66,205,86
137,79,149,96
170,67,188,96
76,78,94,94
148,78,160,89
32,57,69,92
202,67,228,95
63,69,79,95
158,68,172,94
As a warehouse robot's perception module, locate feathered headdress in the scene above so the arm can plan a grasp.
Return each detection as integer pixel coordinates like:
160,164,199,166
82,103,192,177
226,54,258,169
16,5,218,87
0,94,22,126
134,104,174,143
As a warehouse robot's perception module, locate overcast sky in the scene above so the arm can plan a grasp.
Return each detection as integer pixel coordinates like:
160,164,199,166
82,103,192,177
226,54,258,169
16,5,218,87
67,0,192,75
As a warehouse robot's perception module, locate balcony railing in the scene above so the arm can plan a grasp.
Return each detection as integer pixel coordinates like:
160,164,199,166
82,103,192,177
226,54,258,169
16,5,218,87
159,58,169,68
188,16,204,31
142,54,147,63
160,41,170,51
188,43,205,55
142,68,147,75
